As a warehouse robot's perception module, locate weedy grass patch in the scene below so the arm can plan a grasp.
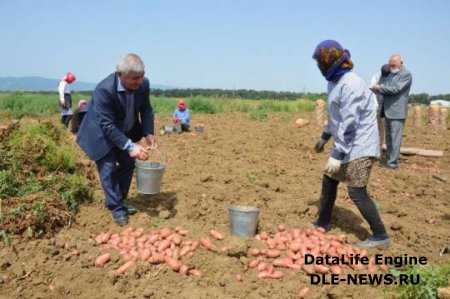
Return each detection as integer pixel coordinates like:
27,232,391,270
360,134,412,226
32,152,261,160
0,120,94,239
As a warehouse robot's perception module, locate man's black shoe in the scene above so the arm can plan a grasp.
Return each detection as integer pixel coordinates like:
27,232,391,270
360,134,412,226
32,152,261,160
114,215,128,226
124,204,137,215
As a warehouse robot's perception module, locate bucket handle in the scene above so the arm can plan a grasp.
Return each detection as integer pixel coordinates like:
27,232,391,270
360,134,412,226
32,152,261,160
145,147,167,166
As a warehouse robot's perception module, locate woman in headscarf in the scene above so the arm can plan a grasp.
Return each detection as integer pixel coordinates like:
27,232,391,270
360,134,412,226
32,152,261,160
312,40,390,248
58,72,76,128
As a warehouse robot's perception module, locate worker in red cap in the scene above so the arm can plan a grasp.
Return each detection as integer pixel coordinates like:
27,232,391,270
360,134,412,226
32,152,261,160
69,99,88,134
172,98,190,132
58,72,76,127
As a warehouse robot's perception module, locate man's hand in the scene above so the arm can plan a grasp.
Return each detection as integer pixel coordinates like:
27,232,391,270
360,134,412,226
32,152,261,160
369,84,380,92
145,134,158,150
129,145,149,160
324,157,341,174
314,138,328,153
60,99,66,108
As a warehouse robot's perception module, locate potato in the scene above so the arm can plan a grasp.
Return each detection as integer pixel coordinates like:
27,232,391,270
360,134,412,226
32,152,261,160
265,249,281,258
330,265,342,275
270,270,283,279
273,257,293,268
157,239,170,252
209,229,224,240
302,264,315,275
94,253,111,267
188,269,202,277
160,227,172,239
298,286,310,298
139,249,151,261
315,265,329,274
200,237,217,252
179,265,189,275
115,260,135,275
249,248,260,256
256,271,271,279
165,256,181,272
259,231,269,240
248,258,261,269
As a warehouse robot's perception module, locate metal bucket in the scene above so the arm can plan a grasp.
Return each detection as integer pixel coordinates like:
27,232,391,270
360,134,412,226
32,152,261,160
164,125,174,133
228,205,260,237
195,125,204,133
174,124,182,133
135,160,165,194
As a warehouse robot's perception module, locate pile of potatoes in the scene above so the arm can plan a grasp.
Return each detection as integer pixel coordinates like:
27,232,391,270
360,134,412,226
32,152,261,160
92,226,225,276
246,224,388,279
91,225,389,298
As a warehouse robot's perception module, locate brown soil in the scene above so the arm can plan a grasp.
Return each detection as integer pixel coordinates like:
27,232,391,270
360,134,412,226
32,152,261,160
1,112,449,299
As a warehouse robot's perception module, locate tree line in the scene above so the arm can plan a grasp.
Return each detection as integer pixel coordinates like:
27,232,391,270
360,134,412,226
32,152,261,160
151,88,449,104
150,88,327,101
4,90,449,104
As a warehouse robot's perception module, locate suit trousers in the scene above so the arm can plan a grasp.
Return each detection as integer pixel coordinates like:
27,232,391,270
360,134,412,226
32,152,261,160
317,175,388,238
95,147,135,218
384,118,405,168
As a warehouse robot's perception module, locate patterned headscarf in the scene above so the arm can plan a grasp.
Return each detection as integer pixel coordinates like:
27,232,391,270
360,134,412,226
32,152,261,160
312,40,353,82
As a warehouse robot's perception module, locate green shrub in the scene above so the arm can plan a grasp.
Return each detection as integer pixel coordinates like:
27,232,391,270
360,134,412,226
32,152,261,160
249,111,268,122
189,97,216,114
60,174,92,211
0,119,94,236
246,172,258,183
391,264,450,299
0,170,19,198
297,99,316,112
7,121,76,172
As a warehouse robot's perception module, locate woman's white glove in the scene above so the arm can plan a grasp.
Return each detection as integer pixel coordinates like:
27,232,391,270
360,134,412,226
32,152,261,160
324,157,341,174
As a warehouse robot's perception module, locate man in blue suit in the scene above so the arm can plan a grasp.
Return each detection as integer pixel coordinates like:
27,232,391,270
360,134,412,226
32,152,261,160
77,53,158,226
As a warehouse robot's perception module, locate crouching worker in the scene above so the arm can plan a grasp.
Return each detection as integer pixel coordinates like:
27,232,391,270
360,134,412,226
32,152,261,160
76,53,158,226
69,100,88,134
172,99,190,131
311,40,390,248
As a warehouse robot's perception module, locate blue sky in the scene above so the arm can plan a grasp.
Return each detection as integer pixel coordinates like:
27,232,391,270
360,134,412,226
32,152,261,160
0,0,448,94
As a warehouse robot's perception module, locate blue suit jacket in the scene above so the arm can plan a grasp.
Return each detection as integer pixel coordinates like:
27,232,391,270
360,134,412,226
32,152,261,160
76,73,154,161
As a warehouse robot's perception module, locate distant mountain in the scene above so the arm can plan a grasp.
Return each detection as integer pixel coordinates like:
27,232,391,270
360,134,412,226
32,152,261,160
0,76,173,91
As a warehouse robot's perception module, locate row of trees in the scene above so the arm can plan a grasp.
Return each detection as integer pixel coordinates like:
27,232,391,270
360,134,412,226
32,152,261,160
151,88,449,104
11,89,449,104
150,88,327,101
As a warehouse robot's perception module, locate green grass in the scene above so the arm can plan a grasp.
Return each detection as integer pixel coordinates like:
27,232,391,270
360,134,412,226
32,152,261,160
390,264,450,299
0,120,93,236
0,92,88,119
0,92,318,119
246,172,258,183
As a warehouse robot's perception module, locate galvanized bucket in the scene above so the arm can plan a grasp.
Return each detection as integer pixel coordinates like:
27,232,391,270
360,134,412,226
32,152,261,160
164,125,174,133
173,124,182,133
228,205,260,237
194,125,204,133
135,158,165,194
